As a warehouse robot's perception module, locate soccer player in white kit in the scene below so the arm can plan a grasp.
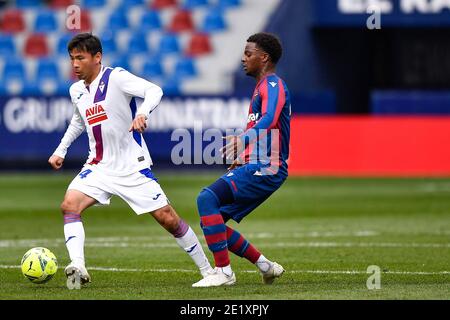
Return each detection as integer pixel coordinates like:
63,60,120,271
48,33,213,288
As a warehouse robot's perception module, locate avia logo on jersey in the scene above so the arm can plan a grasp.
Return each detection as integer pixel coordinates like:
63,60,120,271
269,81,277,88
86,104,108,125
247,113,260,123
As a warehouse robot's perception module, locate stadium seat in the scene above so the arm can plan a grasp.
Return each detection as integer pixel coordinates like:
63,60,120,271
173,57,197,78
49,0,74,9
168,10,195,32
24,34,49,57
106,10,129,32
0,34,16,57
121,0,145,7
56,80,73,95
34,10,59,33
158,33,180,55
57,33,76,55
185,32,212,56
217,0,241,8
81,0,106,8
77,10,93,32
127,32,150,54
100,31,118,54
111,55,131,71
36,58,60,80
201,8,227,32
3,59,26,80
162,77,180,95
0,9,26,33
37,78,59,95
151,0,177,10
16,0,41,8
182,0,209,10
0,82,7,95
139,10,162,31
142,59,164,78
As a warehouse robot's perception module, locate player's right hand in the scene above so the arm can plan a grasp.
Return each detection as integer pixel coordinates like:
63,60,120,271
48,155,64,170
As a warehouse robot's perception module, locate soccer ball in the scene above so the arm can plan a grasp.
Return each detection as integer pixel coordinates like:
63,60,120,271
21,247,58,284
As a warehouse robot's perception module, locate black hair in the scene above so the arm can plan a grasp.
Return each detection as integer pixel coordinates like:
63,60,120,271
247,32,282,64
67,33,102,56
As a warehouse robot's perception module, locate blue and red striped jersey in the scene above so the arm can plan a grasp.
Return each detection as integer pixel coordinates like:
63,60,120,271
239,74,291,175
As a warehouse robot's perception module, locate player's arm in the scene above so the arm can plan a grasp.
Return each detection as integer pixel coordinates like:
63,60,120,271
241,79,285,142
221,79,286,161
49,106,85,170
113,68,163,133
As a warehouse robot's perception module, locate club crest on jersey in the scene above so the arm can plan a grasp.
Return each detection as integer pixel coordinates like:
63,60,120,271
247,113,260,123
99,80,105,93
86,104,108,125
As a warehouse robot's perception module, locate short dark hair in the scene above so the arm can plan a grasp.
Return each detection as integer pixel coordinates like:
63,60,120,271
68,33,102,56
247,32,282,64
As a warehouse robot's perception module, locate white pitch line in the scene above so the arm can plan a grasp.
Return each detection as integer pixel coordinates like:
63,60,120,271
0,230,381,246
0,265,448,276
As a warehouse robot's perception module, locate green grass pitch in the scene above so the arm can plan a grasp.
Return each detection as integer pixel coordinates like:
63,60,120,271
0,172,449,300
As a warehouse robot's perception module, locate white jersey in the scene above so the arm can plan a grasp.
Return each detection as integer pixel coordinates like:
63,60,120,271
54,66,163,176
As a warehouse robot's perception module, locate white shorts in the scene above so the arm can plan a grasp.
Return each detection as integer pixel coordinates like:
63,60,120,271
67,165,169,215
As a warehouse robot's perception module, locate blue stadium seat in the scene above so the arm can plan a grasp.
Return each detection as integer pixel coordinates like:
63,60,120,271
36,58,60,80
158,33,180,55
106,10,129,32
142,59,164,78
182,0,209,9
201,8,227,32
111,55,131,71
34,10,58,33
16,0,41,8
127,32,150,55
173,57,197,78
217,0,241,8
3,59,26,80
162,77,180,95
56,80,73,96
139,10,162,31
37,79,59,95
57,33,76,55
100,31,118,54
0,34,16,57
21,81,39,95
0,82,7,95
81,0,106,8
1,59,27,95
121,0,145,7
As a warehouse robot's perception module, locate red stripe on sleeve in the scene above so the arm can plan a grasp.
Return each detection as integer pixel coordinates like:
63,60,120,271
260,78,269,114
269,79,286,129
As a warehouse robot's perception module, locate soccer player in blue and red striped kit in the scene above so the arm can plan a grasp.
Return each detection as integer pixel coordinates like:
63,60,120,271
193,33,291,287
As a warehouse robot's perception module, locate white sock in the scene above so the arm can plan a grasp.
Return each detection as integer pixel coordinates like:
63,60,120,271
175,226,213,277
64,221,85,266
220,265,233,277
256,255,272,273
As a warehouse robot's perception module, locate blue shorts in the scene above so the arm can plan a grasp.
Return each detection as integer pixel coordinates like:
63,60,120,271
215,163,287,223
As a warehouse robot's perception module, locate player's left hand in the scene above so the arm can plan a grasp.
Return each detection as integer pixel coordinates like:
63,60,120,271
129,114,148,133
220,135,244,161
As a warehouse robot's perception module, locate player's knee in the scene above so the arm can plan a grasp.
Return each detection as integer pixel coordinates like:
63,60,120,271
60,199,79,215
196,189,219,213
153,206,179,232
